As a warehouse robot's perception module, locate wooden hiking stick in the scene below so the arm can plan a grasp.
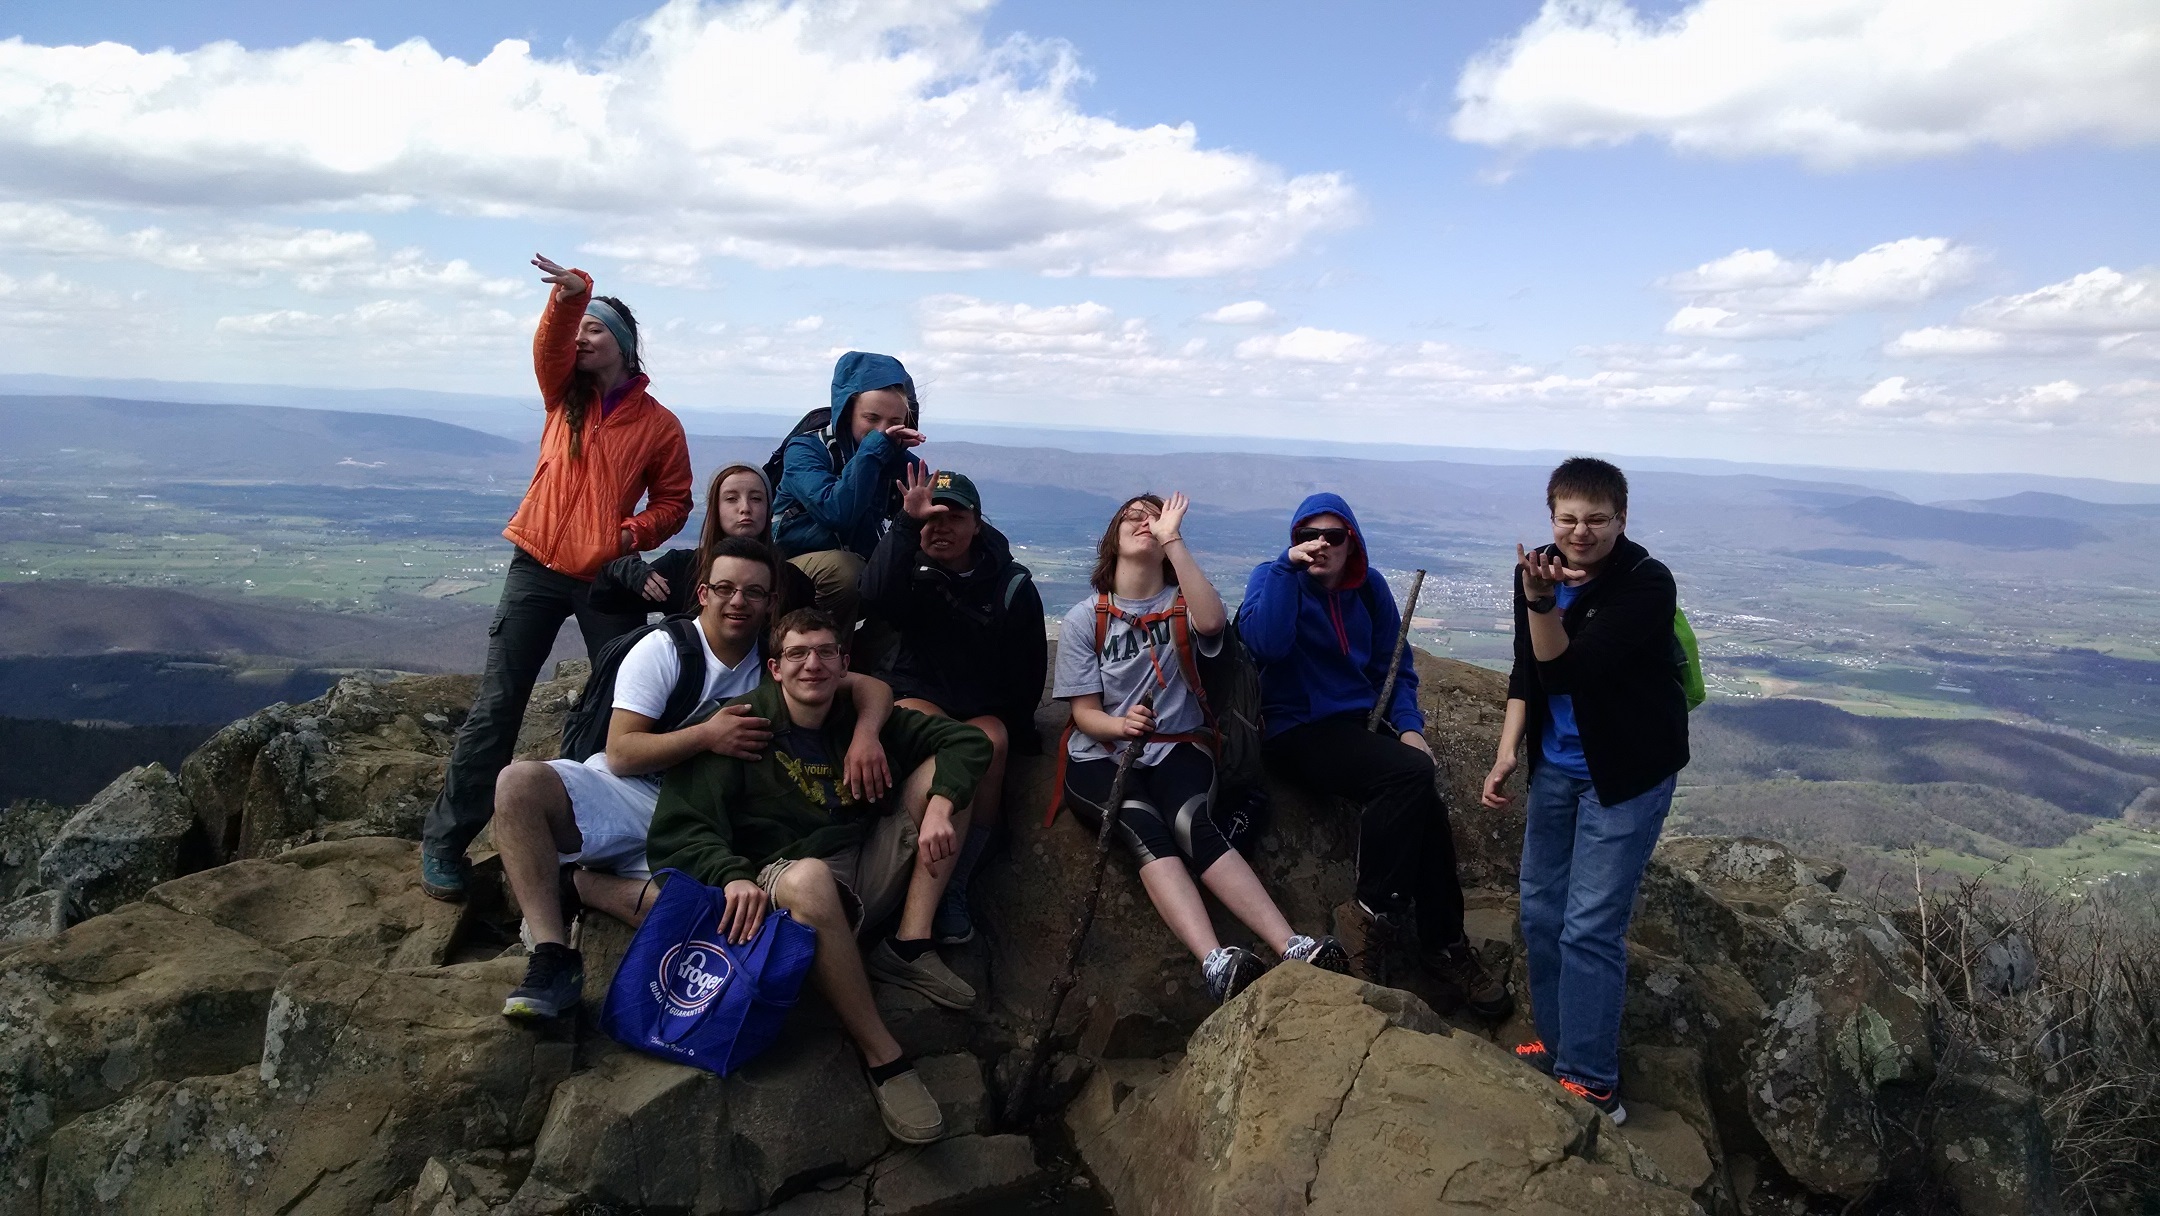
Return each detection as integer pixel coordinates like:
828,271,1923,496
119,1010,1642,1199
1367,569,1427,733
1003,691,1155,1126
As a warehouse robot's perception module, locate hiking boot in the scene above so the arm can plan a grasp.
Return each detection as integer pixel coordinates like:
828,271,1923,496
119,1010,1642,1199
932,885,975,946
872,1067,945,1144
1559,1077,1627,1125
421,851,469,903
1423,937,1515,1021
502,942,584,1021
1282,934,1351,976
867,939,976,1009
1333,899,1413,986
1202,946,1267,1005
1513,1039,1555,1076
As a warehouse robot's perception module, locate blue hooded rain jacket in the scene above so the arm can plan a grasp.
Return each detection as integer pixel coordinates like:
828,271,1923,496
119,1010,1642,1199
1236,492,1423,738
771,351,923,559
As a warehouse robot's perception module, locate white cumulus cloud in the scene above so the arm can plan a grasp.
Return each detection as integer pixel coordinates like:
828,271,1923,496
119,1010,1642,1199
1197,300,1276,325
1661,237,1979,338
1236,327,1382,364
0,0,1354,277
1887,266,2160,359
1452,0,2160,168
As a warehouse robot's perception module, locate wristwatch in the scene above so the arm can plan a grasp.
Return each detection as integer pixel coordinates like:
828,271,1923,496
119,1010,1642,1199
1526,594,1557,614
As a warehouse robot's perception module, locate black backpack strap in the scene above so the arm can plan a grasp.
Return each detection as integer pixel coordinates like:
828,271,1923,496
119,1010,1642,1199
1002,567,1029,611
655,616,709,733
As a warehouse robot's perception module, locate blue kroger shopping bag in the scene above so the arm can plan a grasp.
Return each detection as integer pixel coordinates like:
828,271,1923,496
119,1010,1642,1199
600,868,818,1076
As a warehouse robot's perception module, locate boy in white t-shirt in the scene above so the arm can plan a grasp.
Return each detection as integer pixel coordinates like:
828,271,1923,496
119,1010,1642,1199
493,535,897,1020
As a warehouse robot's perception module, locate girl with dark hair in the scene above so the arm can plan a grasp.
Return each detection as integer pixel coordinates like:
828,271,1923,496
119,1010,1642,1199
588,463,817,622
420,255,694,901
1051,492,1347,1005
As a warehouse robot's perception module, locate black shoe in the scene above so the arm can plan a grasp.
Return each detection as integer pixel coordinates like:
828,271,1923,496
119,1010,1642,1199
502,942,585,1020
1202,946,1267,1005
1283,934,1352,976
1560,1077,1627,1125
1423,937,1515,1021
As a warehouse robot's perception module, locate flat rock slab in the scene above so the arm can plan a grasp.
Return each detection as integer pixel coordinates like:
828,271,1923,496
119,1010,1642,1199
144,837,461,969
1616,1102,1714,1194
870,1133,1043,1215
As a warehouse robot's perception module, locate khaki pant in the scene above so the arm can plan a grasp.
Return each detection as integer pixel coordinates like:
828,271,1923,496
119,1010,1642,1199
788,549,865,633
756,808,917,937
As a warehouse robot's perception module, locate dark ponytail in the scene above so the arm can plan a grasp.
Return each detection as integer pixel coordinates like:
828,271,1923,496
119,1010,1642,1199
557,295,640,460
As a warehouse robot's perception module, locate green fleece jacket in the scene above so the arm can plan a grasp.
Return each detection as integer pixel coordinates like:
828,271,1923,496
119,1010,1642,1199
647,678,991,888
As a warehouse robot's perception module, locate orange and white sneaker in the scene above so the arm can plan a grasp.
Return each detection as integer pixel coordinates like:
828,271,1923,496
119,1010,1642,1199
1559,1077,1626,1125
1513,1039,1554,1076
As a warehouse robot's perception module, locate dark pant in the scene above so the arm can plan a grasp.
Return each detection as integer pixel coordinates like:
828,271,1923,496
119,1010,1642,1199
1266,713,1465,947
1064,743,1227,873
422,547,646,860
1520,765,1674,1091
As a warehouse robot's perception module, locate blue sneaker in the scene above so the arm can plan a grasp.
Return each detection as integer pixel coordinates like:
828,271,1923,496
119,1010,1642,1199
932,885,975,946
421,851,469,903
502,942,584,1021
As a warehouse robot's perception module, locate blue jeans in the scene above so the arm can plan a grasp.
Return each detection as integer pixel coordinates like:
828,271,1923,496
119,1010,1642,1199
1519,764,1675,1091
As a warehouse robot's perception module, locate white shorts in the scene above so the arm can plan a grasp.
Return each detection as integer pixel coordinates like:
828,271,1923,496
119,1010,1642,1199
546,756,661,880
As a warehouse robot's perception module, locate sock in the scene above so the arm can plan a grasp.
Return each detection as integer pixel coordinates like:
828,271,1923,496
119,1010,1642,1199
867,1056,914,1085
888,936,935,963
944,826,993,901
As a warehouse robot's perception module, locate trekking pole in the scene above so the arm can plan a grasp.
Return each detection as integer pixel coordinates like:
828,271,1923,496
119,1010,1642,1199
1003,690,1155,1127
1366,569,1427,733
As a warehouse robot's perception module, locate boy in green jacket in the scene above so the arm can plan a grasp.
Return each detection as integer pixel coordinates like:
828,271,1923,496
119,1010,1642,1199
647,606,991,1145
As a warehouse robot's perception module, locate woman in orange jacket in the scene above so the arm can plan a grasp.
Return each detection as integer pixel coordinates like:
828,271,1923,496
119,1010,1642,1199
421,254,693,900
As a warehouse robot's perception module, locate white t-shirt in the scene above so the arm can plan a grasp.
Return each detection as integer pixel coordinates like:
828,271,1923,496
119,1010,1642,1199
612,623,763,722
1053,586,1223,766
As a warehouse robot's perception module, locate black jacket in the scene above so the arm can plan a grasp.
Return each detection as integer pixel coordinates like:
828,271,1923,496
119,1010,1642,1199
858,516,1045,754
590,548,817,623
1507,535,1689,804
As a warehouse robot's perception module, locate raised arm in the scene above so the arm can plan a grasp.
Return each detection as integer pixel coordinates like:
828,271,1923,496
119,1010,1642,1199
779,430,898,535
530,257,590,406
1235,558,1305,663
1150,492,1225,635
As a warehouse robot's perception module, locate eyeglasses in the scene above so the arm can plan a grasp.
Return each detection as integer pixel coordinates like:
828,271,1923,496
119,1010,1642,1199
1292,527,1349,547
777,642,844,664
699,581,772,604
1551,515,1618,533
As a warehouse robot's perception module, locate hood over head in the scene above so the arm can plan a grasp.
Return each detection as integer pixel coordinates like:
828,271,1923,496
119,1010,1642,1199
1288,491,1369,588
828,351,917,460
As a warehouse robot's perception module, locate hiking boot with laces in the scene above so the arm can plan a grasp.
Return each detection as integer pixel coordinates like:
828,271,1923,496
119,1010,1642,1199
1202,946,1267,1005
1333,899,1413,986
1282,934,1351,976
502,941,584,1020
1513,1039,1555,1076
1559,1077,1627,1125
867,939,976,1009
421,851,469,903
1422,937,1515,1021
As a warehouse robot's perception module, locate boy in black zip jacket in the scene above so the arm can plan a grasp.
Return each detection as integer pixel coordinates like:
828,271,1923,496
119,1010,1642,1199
858,467,1046,944
1481,458,1689,1125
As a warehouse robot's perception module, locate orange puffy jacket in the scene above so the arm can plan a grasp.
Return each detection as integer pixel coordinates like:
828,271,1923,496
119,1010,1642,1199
502,270,693,580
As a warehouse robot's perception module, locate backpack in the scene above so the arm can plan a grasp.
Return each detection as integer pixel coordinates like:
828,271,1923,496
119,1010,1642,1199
1673,607,1706,712
560,615,708,763
1042,592,1265,825
762,408,834,536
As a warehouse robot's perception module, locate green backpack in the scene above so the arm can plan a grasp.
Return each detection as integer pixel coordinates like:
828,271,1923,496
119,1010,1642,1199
1673,608,1706,712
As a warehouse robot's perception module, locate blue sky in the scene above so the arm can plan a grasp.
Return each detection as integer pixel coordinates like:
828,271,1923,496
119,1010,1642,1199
3,1,2156,478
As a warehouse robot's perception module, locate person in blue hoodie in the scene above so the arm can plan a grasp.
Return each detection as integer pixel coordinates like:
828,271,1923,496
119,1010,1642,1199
770,352,926,632
1237,492,1512,1020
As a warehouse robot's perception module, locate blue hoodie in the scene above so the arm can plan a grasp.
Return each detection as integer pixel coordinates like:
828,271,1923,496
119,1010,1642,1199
771,351,923,558
1236,492,1423,738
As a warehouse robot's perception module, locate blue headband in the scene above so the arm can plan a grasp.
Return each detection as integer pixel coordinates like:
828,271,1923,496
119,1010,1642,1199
584,298,637,369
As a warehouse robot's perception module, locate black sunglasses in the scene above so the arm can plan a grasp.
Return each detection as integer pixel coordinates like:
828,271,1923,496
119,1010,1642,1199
1292,526,1349,547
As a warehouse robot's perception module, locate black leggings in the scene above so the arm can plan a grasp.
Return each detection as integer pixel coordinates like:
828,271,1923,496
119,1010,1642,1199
1064,743,1228,874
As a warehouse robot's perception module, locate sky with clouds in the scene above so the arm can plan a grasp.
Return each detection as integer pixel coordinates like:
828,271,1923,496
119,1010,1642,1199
2,0,2156,479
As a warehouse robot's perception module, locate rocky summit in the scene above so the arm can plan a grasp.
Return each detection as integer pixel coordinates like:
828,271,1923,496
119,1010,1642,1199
0,650,2057,1214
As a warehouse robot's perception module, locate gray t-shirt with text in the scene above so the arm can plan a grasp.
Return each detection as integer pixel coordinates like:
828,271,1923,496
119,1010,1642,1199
1053,586,1223,766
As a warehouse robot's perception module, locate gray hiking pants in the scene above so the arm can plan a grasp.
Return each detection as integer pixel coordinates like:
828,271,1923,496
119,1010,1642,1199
422,547,645,860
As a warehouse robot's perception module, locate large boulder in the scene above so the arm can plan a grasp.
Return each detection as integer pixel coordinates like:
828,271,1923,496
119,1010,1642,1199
1067,962,1699,1215
36,767,208,921
1627,836,1934,1200
508,1030,884,1214
0,801,69,905
141,838,464,971
36,955,572,1214
979,650,1517,1058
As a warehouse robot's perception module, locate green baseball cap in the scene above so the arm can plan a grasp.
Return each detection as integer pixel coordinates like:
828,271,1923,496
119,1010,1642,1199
928,470,981,512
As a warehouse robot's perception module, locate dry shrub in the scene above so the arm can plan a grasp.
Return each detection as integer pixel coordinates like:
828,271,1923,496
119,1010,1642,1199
1876,864,2160,1213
